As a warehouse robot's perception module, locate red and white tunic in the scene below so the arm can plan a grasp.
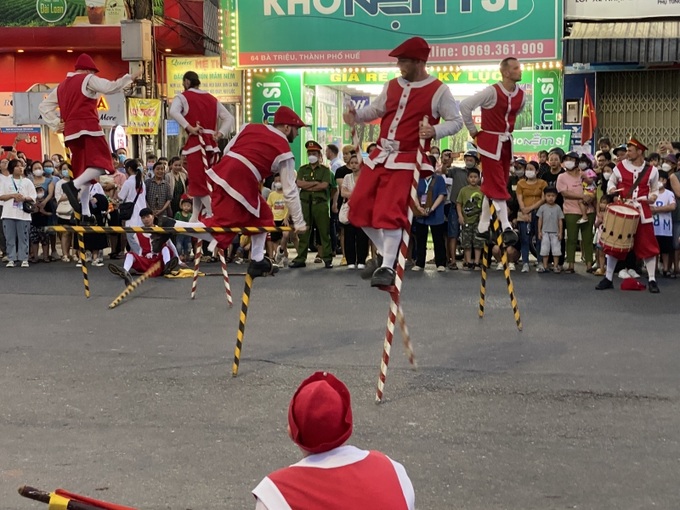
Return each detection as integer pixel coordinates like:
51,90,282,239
460,82,526,200
252,446,415,510
203,123,304,249
129,233,166,276
348,76,462,229
39,72,133,178
606,159,660,260
169,89,235,196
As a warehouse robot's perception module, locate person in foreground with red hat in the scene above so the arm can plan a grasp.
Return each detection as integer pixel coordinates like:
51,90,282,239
460,57,525,247
596,138,661,293
39,53,142,224
252,371,415,510
344,36,463,287
169,70,235,222
153,106,307,278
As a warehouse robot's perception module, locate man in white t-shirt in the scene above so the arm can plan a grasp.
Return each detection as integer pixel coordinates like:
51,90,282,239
651,170,676,276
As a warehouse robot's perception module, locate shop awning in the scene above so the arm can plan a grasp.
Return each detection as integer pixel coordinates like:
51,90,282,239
564,21,680,65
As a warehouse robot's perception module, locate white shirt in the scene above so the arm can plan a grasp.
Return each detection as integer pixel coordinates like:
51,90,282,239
329,156,343,175
0,176,37,221
653,188,675,236
118,175,148,227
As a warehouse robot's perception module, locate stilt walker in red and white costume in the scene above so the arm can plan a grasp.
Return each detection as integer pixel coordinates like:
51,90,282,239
252,371,415,510
344,37,463,287
169,71,235,222
596,138,661,293
39,54,141,223
460,57,525,246
154,106,307,278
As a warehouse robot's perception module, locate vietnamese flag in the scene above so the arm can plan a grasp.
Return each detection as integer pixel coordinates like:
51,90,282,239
581,81,597,143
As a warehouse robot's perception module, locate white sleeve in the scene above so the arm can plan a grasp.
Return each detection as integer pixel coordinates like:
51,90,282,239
433,85,463,140
85,74,133,97
355,82,388,124
607,168,621,194
279,159,305,228
38,88,61,131
459,85,497,133
168,94,190,130
254,499,269,510
648,167,659,195
217,103,235,136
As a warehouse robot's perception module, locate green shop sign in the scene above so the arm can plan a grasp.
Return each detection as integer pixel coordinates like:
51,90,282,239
234,0,562,67
532,69,562,130
513,130,571,153
304,69,508,86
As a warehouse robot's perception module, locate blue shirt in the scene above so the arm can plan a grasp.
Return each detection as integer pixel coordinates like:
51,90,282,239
416,174,447,226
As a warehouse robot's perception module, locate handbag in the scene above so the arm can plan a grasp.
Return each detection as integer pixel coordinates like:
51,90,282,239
339,202,350,224
22,201,37,214
56,199,73,218
119,187,141,221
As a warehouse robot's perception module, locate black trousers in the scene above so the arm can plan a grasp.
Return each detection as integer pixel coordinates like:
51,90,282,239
344,223,369,265
414,221,447,268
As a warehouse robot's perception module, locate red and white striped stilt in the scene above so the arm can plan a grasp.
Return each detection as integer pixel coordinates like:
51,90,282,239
191,239,203,300
218,247,233,307
375,117,428,403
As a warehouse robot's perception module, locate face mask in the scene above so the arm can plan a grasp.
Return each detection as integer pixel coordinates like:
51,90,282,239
465,161,476,169
44,167,54,175
603,172,612,180
61,169,70,178
118,154,126,164
514,169,524,177
525,170,536,179
273,183,282,191
308,155,318,164
662,163,672,172
578,162,588,170
36,191,45,199
431,153,440,160
564,161,576,170
33,169,44,177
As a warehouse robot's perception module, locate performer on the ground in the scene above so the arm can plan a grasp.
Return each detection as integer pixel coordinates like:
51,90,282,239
153,106,307,278
252,371,415,510
168,71,235,222
108,208,179,285
39,54,142,224
596,138,661,293
459,57,526,246
343,36,463,287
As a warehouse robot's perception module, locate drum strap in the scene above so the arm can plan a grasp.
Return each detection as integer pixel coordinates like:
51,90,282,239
626,164,650,199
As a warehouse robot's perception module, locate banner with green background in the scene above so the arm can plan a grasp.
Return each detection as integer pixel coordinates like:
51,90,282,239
233,0,562,67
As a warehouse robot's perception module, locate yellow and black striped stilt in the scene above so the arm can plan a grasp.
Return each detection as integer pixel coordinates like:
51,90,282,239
67,164,90,298
478,237,491,318
108,260,162,309
46,225,292,235
232,274,254,377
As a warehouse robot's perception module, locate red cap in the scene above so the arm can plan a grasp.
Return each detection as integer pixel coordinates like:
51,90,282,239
74,53,99,73
305,140,323,152
621,278,646,291
388,37,431,62
288,371,353,454
272,106,307,128
626,137,647,152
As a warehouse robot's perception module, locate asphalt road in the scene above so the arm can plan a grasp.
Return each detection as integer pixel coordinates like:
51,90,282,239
1,258,679,510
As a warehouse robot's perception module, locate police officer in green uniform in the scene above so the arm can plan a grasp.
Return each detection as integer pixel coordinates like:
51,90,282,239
289,141,334,268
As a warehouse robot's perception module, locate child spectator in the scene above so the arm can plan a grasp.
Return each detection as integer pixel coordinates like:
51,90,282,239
577,169,598,224
266,176,289,265
515,160,547,272
174,195,193,262
108,208,179,285
536,187,564,273
456,168,485,270
651,170,676,277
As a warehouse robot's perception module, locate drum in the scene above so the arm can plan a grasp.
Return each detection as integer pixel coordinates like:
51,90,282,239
600,204,640,256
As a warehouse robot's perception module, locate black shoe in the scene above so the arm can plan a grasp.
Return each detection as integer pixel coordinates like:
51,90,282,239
595,277,613,290
108,263,133,286
163,256,179,275
371,267,396,287
62,180,82,213
152,217,175,253
475,229,493,244
360,254,383,280
324,260,333,268
248,257,279,278
501,228,519,246
288,260,306,268
82,215,97,226
648,280,660,293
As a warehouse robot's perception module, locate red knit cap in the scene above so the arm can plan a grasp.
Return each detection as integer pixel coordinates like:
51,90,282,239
388,37,431,62
288,371,353,454
74,53,99,73
273,106,307,128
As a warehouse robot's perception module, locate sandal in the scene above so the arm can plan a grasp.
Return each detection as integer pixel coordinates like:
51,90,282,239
537,266,546,273
563,267,575,274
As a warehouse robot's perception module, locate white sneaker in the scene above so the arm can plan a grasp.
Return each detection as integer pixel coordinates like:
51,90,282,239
411,265,423,271
436,266,446,272
1,255,9,262
576,217,588,224
627,269,640,278
347,264,357,269
274,247,284,265
357,264,366,270
521,263,529,273
85,252,92,263
6,260,15,268
495,262,503,271
508,262,516,271
76,260,83,267
618,269,631,279
20,261,29,268
92,259,104,267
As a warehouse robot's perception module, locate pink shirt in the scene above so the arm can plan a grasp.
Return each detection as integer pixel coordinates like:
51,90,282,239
556,171,594,215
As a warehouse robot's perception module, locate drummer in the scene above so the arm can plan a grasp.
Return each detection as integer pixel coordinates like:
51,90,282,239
596,138,661,293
